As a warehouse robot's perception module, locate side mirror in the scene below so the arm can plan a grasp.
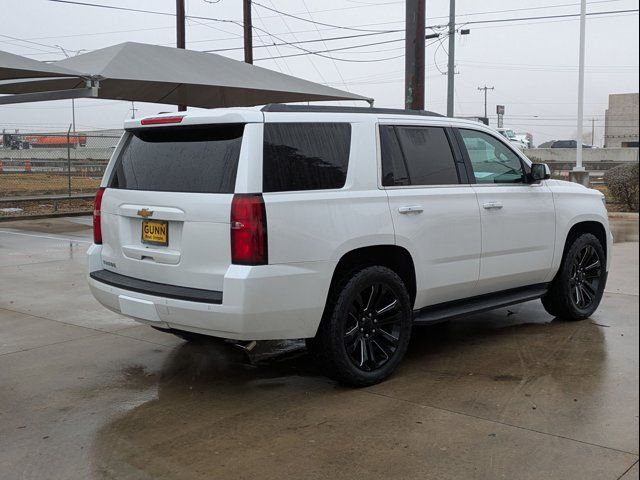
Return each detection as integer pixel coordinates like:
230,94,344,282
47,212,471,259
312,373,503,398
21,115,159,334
530,163,551,182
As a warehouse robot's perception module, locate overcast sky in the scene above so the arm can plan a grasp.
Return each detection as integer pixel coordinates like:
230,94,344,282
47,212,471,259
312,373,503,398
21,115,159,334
1,0,638,145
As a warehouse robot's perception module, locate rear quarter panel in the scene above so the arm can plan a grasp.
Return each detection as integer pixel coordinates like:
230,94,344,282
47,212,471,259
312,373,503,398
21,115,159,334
262,120,394,265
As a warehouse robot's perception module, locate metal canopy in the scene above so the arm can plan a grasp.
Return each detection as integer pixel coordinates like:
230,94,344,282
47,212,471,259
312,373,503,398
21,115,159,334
0,49,79,80
0,42,372,108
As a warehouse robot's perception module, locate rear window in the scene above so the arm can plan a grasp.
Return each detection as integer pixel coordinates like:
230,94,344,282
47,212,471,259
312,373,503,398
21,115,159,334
263,123,351,192
109,124,244,193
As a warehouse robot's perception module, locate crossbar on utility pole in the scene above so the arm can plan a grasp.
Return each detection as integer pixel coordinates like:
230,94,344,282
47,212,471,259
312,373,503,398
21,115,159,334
176,0,186,112
446,0,456,117
405,0,425,110
478,85,494,120
243,0,253,64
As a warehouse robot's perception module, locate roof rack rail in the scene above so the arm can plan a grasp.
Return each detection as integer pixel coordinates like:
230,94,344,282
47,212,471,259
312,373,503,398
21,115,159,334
261,104,444,117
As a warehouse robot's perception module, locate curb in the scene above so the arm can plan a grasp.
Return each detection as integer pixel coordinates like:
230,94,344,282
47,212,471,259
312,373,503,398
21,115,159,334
608,212,639,219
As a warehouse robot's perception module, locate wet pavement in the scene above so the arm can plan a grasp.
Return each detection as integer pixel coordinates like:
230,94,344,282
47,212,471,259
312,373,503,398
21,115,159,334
0,215,638,480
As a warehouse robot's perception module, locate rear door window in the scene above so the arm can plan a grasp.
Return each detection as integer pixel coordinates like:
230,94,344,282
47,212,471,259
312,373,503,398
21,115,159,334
380,125,460,186
263,123,351,192
109,124,244,193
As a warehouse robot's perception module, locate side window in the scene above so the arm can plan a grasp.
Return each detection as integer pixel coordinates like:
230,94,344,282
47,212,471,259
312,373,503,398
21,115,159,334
263,123,351,192
380,126,459,186
380,126,409,186
458,129,525,184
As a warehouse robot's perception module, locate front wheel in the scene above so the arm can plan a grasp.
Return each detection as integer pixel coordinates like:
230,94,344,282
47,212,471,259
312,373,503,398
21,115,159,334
542,233,607,320
308,266,412,387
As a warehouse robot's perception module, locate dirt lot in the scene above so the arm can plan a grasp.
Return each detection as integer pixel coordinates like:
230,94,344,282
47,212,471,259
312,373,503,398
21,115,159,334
0,173,100,196
0,198,93,219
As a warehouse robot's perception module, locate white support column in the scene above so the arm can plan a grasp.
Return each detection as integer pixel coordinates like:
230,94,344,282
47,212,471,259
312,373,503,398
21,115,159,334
570,0,590,186
575,0,587,173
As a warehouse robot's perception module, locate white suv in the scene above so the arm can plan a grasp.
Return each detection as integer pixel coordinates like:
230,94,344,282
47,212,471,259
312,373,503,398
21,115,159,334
87,104,612,386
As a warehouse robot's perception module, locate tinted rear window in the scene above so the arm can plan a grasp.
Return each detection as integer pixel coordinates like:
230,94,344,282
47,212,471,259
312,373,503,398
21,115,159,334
381,125,459,186
263,123,351,192
109,124,244,193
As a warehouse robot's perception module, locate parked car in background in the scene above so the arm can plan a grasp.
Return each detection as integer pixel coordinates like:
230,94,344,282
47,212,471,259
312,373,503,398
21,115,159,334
87,105,612,386
514,132,534,149
496,128,528,150
551,140,593,149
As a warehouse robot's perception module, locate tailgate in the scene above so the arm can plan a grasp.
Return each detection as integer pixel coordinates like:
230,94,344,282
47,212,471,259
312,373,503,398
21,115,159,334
99,123,245,293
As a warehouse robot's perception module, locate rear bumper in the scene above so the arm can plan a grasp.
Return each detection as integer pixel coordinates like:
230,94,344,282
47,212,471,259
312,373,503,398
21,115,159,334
86,244,334,340
90,270,223,304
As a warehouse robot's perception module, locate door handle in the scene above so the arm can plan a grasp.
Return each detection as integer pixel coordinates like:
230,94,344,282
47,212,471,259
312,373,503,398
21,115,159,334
483,201,504,210
398,205,424,214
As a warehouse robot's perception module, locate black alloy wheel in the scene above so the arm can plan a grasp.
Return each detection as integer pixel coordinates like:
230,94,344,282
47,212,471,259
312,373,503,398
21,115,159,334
542,233,607,321
569,244,603,310
344,283,403,372
308,265,412,387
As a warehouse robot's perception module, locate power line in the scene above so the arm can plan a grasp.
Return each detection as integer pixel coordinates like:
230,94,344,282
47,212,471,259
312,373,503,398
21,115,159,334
252,9,637,62
47,0,243,27
455,8,638,28
251,1,393,33
253,35,445,63
201,30,397,53
300,0,351,95
44,0,637,36
251,2,293,74
9,0,624,44
21,1,640,65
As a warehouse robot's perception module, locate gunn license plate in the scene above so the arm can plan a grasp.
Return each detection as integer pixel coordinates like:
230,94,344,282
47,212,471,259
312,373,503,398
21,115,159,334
141,220,168,246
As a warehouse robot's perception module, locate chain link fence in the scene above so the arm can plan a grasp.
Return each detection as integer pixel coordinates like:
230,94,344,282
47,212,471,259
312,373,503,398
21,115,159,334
1,130,121,218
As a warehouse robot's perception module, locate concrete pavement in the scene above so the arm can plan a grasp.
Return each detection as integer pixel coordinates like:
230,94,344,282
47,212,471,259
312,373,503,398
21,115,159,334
0,216,638,480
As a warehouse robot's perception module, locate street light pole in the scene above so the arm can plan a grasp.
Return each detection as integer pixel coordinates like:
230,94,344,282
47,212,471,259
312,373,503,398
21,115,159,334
568,0,591,185
575,0,587,173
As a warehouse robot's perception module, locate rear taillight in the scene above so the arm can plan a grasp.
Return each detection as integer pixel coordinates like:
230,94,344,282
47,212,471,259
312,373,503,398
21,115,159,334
230,194,268,265
93,187,105,244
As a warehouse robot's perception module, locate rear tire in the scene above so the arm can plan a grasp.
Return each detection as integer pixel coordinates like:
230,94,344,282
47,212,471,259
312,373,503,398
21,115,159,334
542,233,607,320
308,266,412,387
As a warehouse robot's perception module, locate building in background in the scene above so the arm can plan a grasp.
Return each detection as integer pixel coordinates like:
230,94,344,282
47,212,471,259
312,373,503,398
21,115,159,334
604,93,639,148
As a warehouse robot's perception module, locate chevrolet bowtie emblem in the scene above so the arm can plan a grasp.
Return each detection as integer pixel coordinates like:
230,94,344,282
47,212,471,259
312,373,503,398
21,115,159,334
137,208,154,218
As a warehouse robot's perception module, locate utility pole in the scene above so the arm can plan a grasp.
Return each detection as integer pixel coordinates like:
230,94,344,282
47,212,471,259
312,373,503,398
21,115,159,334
176,0,186,112
478,85,494,120
243,0,253,64
404,0,425,110
446,0,456,117
591,118,595,146
130,102,138,119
